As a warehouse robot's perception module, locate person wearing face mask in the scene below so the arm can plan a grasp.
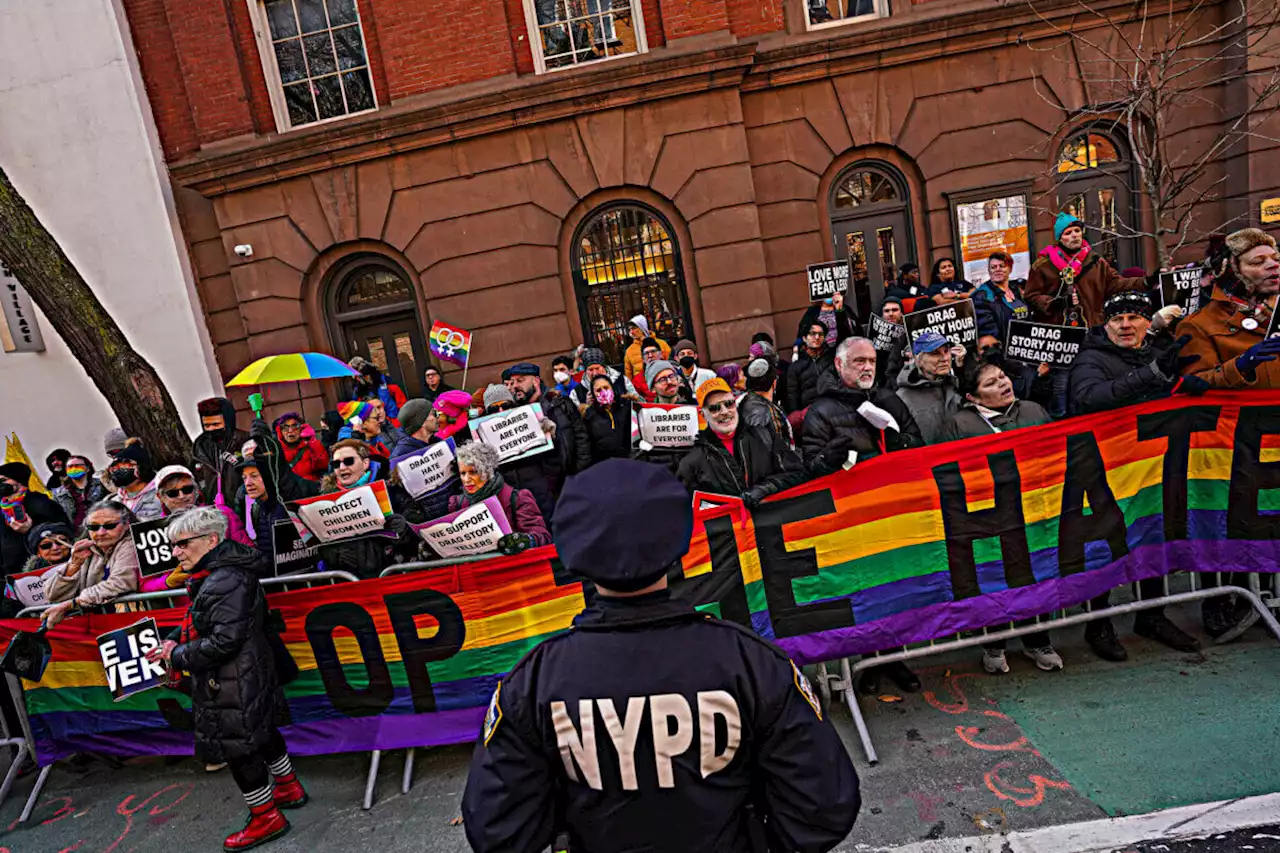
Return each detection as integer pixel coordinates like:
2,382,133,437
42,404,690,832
44,449,70,492
549,354,581,400
582,374,633,465
106,441,164,521
448,441,551,556
42,500,140,626
52,455,107,528
316,440,415,579
192,397,250,507
0,461,70,577
677,378,806,508
572,347,639,407
670,339,718,393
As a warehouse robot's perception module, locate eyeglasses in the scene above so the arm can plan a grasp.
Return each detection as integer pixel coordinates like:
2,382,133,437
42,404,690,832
488,403,513,413
163,484,197,499
332,456,361,469
87,522,120,532
805,330,825,338
171,535,206,552
704,400,734,415
280,423,302,431
655,373,678,386
36,539,64,552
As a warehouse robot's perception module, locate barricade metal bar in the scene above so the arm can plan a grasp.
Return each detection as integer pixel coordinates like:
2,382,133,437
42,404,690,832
17,765,51,823
840,585,1280,765
379,555,497,577
402,748,415,794
0,739,29,812
363,749,381,810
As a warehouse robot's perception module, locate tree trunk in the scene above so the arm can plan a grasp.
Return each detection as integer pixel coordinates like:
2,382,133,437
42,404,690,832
0,166,193,466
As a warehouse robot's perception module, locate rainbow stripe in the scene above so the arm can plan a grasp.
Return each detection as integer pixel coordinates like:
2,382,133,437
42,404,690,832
3,391,1277,764
429,321,471,367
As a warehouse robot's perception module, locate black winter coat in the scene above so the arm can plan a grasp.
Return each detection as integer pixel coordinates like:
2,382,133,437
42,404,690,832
191,397,250,507
1068,328,1176,417
800,372,923,473
739,391,792,449
0,493,67,576
503,393,590,521
676,426,807,499
785,347,835,413
794,304,858,348
170,540,277,764
582,399,633,466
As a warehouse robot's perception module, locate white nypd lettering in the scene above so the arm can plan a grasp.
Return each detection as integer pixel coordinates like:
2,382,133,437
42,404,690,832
550,692,743,791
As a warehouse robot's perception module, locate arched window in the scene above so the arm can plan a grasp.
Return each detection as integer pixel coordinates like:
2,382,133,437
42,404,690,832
570,203,692,365
827,162,916,320
1054,128,1137,270
327,255,429,397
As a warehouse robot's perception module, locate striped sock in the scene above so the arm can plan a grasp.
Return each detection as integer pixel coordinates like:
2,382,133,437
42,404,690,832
243,784,274,809
268,754,295,782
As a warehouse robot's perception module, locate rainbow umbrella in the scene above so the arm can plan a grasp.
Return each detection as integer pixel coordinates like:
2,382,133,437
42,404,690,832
226,352,358,386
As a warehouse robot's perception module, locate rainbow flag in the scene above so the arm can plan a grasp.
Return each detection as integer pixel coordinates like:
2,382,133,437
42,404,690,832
3,391,1277,764
429,321,471,367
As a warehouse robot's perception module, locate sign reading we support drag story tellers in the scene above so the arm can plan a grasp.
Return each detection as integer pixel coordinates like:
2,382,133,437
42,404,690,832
868,313,906,352
96,618,166,702
391,438,458,498
290,481,392,544
131,518,179,578
807,261,850,302
1157,268,1204,313
1005,320,1087,368
903,300,978,348
411,496,512,558
472,404,554,463
634,403,699,448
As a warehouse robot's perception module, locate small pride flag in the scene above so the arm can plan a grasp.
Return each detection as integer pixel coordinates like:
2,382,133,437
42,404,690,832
430,321,472,367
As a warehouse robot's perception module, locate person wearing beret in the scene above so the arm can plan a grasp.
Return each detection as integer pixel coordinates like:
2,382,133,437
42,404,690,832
0,461,69,576
461,459,860,853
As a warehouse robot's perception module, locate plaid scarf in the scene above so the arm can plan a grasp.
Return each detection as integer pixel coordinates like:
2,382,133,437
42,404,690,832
165,566,214,687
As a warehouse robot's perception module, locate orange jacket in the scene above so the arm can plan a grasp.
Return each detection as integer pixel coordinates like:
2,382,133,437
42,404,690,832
1178,287,1280,389
623,338,670,379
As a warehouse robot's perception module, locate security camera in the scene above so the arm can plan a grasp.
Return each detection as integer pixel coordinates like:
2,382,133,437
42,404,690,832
233,244,254,258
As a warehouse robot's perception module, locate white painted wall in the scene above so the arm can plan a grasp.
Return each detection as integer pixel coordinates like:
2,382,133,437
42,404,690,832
0,0,219,472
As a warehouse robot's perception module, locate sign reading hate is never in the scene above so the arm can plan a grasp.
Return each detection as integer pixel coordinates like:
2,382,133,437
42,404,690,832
411,497,512,559
634,403,699,448
96,618,166,702
472,404,553,463
131,518,178,578
1005,321,1087,368
292,481,391,544
391,439,457,498
903,300,977,348
807,261,850,302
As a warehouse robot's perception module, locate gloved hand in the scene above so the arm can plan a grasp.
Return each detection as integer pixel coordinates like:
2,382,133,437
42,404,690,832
1154,335,1200,380
250,416,273,442
742,486,767,509
1173,375,1212,396
816,434,854,474
1151,304,1184,331
1236,336,1280,378
497,533,535,556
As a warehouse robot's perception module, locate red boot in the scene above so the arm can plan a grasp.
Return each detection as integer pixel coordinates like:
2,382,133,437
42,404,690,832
224,801,290,851
273,775,309,810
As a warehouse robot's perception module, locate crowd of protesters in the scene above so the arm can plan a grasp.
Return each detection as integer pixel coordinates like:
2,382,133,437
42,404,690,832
0,219,1277,843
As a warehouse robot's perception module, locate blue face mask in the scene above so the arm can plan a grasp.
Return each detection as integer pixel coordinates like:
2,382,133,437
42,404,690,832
823,298,834,306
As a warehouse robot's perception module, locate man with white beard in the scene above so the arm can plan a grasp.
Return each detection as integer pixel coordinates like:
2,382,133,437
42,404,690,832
675,378,806,508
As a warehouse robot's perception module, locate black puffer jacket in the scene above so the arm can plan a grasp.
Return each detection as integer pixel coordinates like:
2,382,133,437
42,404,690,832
191,397,250,506
1068,328,1177,416
785,347,836,413
582,385,633,466
170,540,277,764
502,392,590,521
800,371,924,473
0,492,67,576
676,425,807,499
739,391,793,449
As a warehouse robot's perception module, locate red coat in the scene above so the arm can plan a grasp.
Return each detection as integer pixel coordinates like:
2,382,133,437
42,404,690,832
277,424,329,481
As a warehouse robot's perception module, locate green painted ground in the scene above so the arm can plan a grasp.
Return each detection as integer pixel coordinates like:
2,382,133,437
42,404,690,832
984,641,1280,817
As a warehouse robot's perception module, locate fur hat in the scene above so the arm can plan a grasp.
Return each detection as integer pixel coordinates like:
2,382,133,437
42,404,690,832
1226,228,1277,261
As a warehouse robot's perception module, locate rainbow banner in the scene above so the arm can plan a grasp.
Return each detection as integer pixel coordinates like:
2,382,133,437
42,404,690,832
429,320,471,368
3,391,1278,764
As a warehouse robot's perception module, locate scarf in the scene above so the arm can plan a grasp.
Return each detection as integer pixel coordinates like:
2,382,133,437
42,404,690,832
167,563,215,685
458,472,505,507
0,484,28,524
1039,240,1091,284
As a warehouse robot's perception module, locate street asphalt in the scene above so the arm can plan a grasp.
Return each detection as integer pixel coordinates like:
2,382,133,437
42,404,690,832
0,602,1275,853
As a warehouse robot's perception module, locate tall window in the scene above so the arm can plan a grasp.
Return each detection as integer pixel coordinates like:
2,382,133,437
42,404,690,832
254,0,377,130
1054,128,1137,270
806,0,889,29
571,204,691,365
522,0,648,74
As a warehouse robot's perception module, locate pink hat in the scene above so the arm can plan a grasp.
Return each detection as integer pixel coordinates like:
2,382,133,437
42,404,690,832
433,390,474,440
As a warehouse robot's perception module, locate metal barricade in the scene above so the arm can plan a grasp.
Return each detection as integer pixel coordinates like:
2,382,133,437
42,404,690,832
828,570,1280,765
378,554,499,577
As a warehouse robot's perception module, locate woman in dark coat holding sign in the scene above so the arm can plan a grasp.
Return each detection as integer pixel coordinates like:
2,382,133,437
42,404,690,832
582,375,633,466
313,439,415,579
447,442,550,556
147,506,306,852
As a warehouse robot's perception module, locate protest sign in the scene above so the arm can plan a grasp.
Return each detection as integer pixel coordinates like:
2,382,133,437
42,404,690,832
903,300,978,348
392,439,457,498
272,519,320,576
472,404,554,463
1266,306,1280,340
956,194,1031,284
411,497,512,558
1157,268,1204,313
1005,320,1087,367
96,618,166,702
806,261,850,302
8,567,52,608
634,403,699,448
130,518,178,578
868,313,906,352
291,481,393,544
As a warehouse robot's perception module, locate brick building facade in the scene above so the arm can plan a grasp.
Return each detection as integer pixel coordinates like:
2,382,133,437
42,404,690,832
118,0,1280,421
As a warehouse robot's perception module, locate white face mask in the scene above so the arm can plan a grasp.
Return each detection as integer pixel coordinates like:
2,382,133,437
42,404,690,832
553,371,570,384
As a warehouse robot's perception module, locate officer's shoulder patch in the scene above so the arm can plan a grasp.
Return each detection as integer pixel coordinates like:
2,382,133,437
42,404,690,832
482,682,503,746
791,661,822,721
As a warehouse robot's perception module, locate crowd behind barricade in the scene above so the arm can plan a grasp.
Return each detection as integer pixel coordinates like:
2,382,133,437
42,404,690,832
0,221,1277,794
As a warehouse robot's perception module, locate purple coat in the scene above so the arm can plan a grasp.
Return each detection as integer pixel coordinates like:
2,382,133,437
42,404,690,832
448,482,551,547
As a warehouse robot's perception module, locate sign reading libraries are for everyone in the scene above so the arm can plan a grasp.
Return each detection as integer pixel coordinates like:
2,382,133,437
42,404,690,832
634,404,698,448
472,404,554,463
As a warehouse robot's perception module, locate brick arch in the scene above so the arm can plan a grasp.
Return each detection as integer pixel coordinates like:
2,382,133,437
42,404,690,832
556,186,707,359
816,145,931,274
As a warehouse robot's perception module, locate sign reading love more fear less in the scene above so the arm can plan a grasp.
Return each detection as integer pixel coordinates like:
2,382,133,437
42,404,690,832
291,481,393,544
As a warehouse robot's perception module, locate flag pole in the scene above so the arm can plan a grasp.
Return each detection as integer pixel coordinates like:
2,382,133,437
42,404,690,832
461,343,470,390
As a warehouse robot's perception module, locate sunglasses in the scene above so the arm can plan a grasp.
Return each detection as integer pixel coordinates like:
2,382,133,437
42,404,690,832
87,522,121,532
332,456,362,469
37,539,66,552
704,400,735,415
171,535,206,551
163,484,197,499
488,403,513,413
279,423,302,431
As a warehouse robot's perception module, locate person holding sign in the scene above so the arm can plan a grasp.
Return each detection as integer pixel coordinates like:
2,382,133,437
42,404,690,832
145,507,307,851
676,378,805,507
795,288,857,351
582,375,633,465
315,440,415,578
0,461,68,576
502,362,591,522
448,442,550,555
42,500,140,628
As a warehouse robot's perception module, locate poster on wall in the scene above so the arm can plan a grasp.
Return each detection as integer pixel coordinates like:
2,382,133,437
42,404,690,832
955,193,1031,285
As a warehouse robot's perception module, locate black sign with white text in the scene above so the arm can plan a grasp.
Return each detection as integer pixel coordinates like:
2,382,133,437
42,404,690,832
903,300,978,348
807,261,850,302
868,313,906,352
272,519,320,576
130,518,178,578
1005,321,1087,367
1157,268,1204,313
96,618,166,702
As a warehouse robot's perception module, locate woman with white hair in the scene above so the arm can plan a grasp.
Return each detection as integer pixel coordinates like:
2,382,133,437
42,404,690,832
145,506,306,851
42,500,140,627
447,441,550,556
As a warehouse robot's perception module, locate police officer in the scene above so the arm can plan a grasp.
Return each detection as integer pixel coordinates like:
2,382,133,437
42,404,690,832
461,459,860,852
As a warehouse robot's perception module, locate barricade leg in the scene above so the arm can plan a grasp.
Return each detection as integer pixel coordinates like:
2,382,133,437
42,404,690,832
0,739,27,810
839,657,878,765
18,765,51,823
401,748,415,795
363,750,381,810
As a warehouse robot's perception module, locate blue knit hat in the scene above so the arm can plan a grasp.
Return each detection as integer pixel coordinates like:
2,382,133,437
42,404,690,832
1054,212,1085,242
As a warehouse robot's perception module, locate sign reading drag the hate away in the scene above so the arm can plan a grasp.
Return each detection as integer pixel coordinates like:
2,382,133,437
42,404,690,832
291,481,392,544
472,404,553,463
903,300,978,348
96,618,166,702
131,518,179,577
634,403,698,448
411,496,512,558
392,439,457,498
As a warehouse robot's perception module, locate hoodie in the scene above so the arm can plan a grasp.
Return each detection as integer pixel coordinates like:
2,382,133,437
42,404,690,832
191,397,250,506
